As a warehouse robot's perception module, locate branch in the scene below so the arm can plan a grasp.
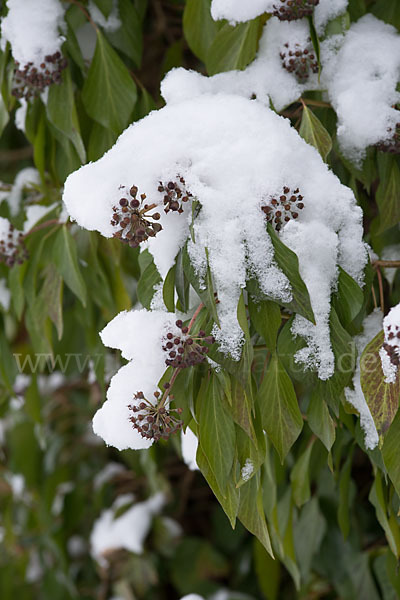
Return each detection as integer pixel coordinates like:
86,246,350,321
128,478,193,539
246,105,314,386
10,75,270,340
372,260,400,269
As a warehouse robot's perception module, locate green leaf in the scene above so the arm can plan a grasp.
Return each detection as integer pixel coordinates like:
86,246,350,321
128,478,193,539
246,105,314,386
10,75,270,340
299,104,332,161
371,0,400,31
8,263,26,320
369,471,400,559
337,446,354,539
267,224,315,324
137,257,162,309
206,18,260,76
257,353,303,462
198,373,236,496
106,0,142,66
238,473,273,556
182,246,220,326
51,225,87,306
248,296,281,351
307,388,335,451
360,330,400,437
290,437,315,507
376,156,400,235
39,264,63,340
382,409,400,498
196,444,239,528
82,29,137,135
0,92,9,138
332,266,364,329
253,538,281,600
163,265,176,312
88,121,118,162
0,332,18,392
46,68,86,163
92,0,113,18
183,0,219,62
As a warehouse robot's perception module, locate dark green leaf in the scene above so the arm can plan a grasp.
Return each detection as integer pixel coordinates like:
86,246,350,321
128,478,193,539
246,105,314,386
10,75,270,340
337,445,354,539
248,295,281,351
376,155,400,235
206,18,260,76
307,388,335,451
163,265,176,312
106,0,142,66
382,409,400,498
369,471,400,559
183,0,219,62
332,266,364,329
290,437,315,507
137,257,162,309
182,246,219,325
82,30,137,134
52,225,87,306
257,353,303,462
253,538,281,600
238,473,273,556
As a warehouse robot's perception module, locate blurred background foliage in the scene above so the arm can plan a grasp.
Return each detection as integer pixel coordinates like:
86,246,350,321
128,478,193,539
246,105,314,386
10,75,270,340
0,0,400,598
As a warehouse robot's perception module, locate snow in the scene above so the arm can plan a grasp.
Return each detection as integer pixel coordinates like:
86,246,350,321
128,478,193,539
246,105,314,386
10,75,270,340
344,309,381,450
90,492,165,567
162,18,320,111
4,167,39,217
88,0,121,33
210,0,347,26
181,428,199,471
380,303,400,384
94,462,126,489
1,0,65,67
64,93,365,371
321,15,400,163
93,309,179,450
23,203,58,233
14,98,27,133
241,458,254,482
180,596,204,600
0,278,10,311
314,0,348,35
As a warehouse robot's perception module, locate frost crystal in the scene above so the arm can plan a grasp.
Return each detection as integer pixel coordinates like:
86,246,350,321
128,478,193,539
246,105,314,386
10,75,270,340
344,310,381,450
241,459,254,482
380,303,400,384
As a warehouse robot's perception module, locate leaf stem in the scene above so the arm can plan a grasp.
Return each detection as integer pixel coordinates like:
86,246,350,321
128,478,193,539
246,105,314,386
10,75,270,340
372,260,400,268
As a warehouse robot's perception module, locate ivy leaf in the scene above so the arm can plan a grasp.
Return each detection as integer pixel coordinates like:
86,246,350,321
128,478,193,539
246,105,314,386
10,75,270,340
183,0,219,62
106,0,142,66
290,438,315,507
360,330,400,437
206,18,260,76
257,353,303,462
39,264,63,340
248,295,282,351
198,373,236,496
82,29,137,135
337,446,354,539
267,224,315,324
307,388,335,451
51,225,87,306
238,473,273,556
47,68,86,163
299,104,332,161
376,155,400,235
182,246,220,326
382,410,400,499
332,266,364,329
163,265,176,312
137,257,162,309
92,0,113,17
369,471,400,559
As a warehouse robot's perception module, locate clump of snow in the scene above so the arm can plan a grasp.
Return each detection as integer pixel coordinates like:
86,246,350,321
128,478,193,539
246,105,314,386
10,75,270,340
180,596,204,600
64,93,365,368
90,492,165,567
162,18,320,111
344,309,381,450
88,0,121,33
241,458,254,482
181,428,199,471
1,0,65,67
314,0,348,36
321,15,400,164
93,309,179,450
23,203,58,233
0,278,10,311
94,462,126,489
14,98,27,133
210,0,347,27
1,167,39,217
380,303,400,384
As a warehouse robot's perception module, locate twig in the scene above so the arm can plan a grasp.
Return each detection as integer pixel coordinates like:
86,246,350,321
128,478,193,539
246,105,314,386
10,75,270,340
65,0,98,30
371,285,378,310
376,267,385,314
372,260,400,269
0,147,33,162
188,303,205,333
301,98,332,109
23,219,61,238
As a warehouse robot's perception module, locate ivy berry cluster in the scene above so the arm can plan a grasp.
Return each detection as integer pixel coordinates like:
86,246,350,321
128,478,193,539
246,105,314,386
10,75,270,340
128,389,183,442
163,320,215,369
280,40,318,83
261,186,304,231
111,185,162,247
0,223,29,267
12,52,68,100
273,0,320,21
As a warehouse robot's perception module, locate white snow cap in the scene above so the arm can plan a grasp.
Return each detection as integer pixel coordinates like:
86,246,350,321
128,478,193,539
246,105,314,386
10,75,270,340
210,0,347,26
344,309,381,450
380,303,400,384
181,428,199,471
64,93,366,373
322,15,400,163
180,596,204,600
90,492,165,567
1,0,65,66
93,309,179,450
0,278,11,311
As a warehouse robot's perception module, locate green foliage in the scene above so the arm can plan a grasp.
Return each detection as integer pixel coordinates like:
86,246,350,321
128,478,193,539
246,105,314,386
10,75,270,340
0,1,399,598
